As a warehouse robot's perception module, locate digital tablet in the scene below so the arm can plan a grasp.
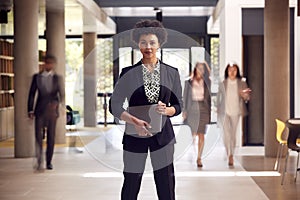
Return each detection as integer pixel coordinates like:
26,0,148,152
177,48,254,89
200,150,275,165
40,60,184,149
125,104,162,135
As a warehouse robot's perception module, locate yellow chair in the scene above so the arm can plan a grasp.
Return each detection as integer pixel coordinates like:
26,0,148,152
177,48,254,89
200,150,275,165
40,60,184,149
277,118,300,185
274,119,288,172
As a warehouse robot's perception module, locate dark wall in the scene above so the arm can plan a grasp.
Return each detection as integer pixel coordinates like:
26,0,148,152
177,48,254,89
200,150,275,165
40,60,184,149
242,8,295,145
242,8,264,145
114,17,208,35
243,36,264,145
290,9,295,118
112,17,209,50
242,9,264,35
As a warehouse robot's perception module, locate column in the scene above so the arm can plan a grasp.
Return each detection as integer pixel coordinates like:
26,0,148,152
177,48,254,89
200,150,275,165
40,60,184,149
219,0,242,74
83,32,97,127
219,0,243,147
46,0,66,143
13,0,39,157
264,0,290,157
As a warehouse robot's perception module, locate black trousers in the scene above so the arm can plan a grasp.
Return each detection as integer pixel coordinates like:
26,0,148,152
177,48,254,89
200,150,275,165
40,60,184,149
35,108,58,166
121,135,175,200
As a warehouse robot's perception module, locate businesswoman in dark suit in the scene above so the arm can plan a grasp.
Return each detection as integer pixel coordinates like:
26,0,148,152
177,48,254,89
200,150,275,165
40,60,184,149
109,19,183,200
28,54,64,171
183,62,211,167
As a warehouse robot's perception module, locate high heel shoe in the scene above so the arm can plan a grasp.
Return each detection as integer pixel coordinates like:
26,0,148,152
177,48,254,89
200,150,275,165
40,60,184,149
228,155,234,166
197,158,203,167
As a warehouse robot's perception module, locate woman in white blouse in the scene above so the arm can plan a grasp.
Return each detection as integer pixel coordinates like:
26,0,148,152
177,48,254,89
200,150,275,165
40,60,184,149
217,62,251,166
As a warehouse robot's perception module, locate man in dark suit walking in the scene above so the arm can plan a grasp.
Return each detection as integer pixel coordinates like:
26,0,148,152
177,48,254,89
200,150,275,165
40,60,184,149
28,54,64,171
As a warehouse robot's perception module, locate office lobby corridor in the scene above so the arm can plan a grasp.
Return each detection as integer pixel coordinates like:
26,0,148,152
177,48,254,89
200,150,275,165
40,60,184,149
0,125,299,200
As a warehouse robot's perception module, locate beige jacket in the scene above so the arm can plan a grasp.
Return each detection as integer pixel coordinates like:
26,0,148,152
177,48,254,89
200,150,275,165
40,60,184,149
217,78,250,126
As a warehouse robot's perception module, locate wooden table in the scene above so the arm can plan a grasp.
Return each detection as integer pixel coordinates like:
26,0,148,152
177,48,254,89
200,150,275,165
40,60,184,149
286,118,300,150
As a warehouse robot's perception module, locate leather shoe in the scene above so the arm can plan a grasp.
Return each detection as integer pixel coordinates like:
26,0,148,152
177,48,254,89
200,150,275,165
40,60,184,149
197,158,203,168
228,155,234,166
34,163,44,172
46,164,53,170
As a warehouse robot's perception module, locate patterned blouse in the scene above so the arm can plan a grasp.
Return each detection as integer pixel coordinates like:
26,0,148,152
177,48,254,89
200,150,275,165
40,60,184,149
142,61,160,104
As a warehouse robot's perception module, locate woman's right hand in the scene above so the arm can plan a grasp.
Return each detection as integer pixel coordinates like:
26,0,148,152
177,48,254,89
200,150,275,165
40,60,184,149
131,117,153,137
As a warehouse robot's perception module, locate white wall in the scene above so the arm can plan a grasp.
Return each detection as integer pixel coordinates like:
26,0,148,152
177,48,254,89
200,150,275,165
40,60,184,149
219,0,243,147
214,0,300,146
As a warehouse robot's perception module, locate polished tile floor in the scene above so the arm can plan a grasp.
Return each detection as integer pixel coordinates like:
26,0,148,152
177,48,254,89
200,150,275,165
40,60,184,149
0,124,300,200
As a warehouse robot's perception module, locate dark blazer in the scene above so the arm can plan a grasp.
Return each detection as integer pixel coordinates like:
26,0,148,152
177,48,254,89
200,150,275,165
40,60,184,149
183,78,211,114
28,72,64,117
109,61,183,146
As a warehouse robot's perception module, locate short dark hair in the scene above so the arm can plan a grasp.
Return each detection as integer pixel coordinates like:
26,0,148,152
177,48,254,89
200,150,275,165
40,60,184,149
224,62,242,79
44,54,57,63
131,19,167,46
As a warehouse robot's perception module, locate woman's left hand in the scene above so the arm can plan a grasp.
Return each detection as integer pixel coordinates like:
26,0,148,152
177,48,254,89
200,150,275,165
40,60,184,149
240,88,251,101
156,101,167,115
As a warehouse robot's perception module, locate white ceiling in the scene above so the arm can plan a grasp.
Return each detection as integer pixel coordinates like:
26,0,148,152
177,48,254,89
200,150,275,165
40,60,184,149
0,0,116,36
94,0,218,7
102,6,215,17
0,0,216,36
